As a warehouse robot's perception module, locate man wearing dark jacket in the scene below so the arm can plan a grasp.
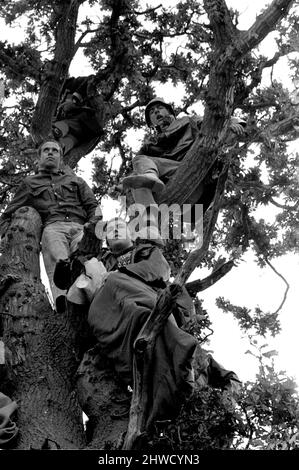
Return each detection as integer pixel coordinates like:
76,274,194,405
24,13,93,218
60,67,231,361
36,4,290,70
87,217,197,428
52,76,105,156
0,139,98,308
62,217,240,428
122,98,245,226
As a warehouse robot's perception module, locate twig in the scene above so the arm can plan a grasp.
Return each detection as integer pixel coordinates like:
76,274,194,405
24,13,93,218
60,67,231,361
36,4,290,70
269,197,299,211
133,5,162,15
264,257,290,315
174,162,229,285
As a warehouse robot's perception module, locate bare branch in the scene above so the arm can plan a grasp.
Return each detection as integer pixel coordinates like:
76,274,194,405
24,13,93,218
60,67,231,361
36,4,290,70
122,100,142,113
269,197,299,211
31,0,81,142
174,163,229,285
235,0,294,57
264,257,290,315
133,5,162,15
74,28,100,53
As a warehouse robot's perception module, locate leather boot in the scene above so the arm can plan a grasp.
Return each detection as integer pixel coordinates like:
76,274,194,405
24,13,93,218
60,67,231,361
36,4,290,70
123,172,165,194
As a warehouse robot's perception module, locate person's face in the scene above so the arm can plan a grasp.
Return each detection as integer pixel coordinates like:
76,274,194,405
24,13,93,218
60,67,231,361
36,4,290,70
106,219,133,253
39,141,61,171
149,104,175,130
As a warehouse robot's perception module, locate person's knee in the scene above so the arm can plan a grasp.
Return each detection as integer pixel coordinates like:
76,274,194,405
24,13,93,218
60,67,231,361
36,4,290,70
133,154,157,172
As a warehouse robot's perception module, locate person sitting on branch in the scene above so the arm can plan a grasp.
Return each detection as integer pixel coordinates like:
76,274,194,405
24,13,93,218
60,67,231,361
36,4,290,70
55,216,241,429
121,98,245,229
0,139,99,312
52,76,106,156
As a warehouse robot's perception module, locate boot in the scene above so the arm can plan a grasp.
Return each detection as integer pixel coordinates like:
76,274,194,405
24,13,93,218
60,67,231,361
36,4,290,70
122,172,165,194
55,295,67,313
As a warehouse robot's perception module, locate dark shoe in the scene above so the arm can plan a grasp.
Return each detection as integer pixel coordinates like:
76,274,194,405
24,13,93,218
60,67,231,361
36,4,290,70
56,295,67,313
122,174,165,194
53,259,72,290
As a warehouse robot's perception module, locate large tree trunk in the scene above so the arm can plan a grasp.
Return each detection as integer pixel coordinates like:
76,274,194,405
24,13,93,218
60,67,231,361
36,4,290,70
0,207,87,449
31,0,80,144
77,346,130,449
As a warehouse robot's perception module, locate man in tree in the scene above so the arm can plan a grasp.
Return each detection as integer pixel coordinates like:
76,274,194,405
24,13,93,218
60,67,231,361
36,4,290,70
122,98,245,226
0,139,98,311
59,217,240,428
85,217,197,427
52,76,105,156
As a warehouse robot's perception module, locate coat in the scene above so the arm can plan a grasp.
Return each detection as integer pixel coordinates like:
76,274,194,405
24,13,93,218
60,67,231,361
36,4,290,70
0,169,98,229
88,242,197,427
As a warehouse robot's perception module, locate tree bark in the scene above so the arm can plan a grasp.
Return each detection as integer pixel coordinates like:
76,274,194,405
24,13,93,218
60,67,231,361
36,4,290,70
123,285,182,450
158,0,295,207
0,207,87,449
76,346,130,449
31,0,80,144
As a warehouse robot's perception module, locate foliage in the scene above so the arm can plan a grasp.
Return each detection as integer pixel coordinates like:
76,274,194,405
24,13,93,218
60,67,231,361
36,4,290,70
147,346,299,451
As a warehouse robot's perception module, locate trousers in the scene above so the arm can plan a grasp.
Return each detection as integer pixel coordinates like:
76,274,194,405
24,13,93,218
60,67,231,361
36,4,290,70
41,221,83,301
131,154,205,207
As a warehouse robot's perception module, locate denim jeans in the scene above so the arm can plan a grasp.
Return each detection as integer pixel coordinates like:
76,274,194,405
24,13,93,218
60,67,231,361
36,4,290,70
41,221,83,301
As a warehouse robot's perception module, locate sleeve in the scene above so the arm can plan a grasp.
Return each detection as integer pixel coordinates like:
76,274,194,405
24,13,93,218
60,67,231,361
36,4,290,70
0,181,31,233
77,177,98,221
119,246,170,284
173,287,195,327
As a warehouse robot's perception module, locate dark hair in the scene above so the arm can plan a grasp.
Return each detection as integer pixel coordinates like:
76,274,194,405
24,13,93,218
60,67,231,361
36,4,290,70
37,139,63,157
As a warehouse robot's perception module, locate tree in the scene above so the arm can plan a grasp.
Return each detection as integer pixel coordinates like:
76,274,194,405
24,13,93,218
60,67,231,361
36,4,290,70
0,0,298,450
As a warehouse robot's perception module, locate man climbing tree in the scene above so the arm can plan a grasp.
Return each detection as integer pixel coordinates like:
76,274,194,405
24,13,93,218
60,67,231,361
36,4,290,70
52,76,106,156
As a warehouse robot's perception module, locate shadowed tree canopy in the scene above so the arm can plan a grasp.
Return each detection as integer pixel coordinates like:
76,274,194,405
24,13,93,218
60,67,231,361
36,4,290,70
0,0,298,451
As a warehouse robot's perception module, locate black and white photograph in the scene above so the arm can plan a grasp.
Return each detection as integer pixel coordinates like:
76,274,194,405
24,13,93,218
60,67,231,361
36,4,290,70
0,0,298,464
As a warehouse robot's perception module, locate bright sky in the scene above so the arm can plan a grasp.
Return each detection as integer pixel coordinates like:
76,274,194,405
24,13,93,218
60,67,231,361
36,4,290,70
1,0,298,387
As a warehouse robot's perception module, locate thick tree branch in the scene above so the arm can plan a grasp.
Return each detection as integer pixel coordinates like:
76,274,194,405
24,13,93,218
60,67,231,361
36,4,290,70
133,5,162,15
175,163,229,285
203,0,236,46
185,259,235,296
74,28,100,53
123,284,182,450
0,206,87,448
31,0,80,143
269,197,299,211
234,0,294,58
